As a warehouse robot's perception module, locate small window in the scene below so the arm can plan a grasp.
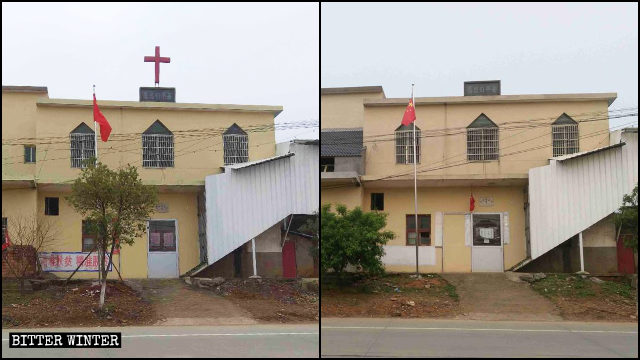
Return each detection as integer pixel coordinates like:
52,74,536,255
406,214,431,246
24,145,36,163
70,123,96,168
142,120,174,168
2,217,7,246
371,193,384,210
467,114,499,161
82,220,98,252
321,157,335,172
223,123,249,165
395,124,421,164
148,220,177,252
45,197,59,216
552,113,579,157
473,214,501,246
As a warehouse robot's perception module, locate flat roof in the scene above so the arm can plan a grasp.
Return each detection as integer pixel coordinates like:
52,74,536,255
364,92,617,107
321,86,385,96
36,98,283,116
2,85,48,93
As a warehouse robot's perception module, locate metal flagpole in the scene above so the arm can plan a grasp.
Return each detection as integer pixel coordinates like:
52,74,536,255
93,85,98,162
412,83,420,278
93,84,101,284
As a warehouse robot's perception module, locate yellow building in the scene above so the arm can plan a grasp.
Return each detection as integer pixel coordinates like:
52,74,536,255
2,85,282,279
321,82,620,273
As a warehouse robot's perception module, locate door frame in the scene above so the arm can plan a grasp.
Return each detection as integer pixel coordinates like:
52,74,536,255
146,219,180,278
470,212,504,272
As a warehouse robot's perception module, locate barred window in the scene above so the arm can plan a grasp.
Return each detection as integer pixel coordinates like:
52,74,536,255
467,114,499,161
24,145,36,163
142,120,174,168
395,124,421,164
552,113,579,157
70,123,95,168
223,123,248,165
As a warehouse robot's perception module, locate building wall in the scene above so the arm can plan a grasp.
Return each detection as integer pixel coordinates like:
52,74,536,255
320,186,363,211
2,190,201,279
334,156,363,173
361,100,610,179
363,186,527,272
1,91,43,181
2,188,37,219
321,91,385,129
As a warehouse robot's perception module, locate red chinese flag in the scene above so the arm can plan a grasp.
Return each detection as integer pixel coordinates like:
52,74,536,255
401,99,417,126
2,229,11,251
470,193,475,212
93,94,112,142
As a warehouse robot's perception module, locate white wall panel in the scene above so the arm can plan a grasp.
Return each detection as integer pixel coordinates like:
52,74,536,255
529,131,637,260
205,142,318,265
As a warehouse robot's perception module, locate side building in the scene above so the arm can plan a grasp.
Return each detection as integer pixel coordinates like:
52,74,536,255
321,82,637,274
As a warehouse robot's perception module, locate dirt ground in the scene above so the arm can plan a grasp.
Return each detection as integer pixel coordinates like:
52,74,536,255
2,279,155,328
529,274,638,322
321,273,460,318
442,273,563,321
210,278,319,323
126,279,257,326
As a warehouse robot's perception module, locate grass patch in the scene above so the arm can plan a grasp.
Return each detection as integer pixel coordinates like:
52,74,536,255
531,274,595,297
443,283,459,300
601,281,634,299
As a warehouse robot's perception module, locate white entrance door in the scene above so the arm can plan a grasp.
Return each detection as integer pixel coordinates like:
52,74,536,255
147,220,179,278
471,213,503,272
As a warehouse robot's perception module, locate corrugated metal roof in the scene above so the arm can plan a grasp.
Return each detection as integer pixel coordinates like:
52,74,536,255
224,153,294,170
321,129,363,157
552,142,625,162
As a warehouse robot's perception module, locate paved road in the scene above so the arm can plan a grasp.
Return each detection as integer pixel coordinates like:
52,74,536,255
2,324,318,358
321,318,638,358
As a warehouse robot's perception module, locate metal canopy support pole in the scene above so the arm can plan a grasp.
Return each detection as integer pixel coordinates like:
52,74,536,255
251,238,258,278
579,232,585,272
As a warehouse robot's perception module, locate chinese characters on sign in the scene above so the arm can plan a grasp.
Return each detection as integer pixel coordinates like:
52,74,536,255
464,81,501,96
139,87,176,102
38,252,113,272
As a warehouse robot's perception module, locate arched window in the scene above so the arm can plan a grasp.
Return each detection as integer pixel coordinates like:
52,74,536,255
395,123,420,164
223,123,248,165
467,114,499,161
552,113,579,157
142,120,174,168
70,123,95,168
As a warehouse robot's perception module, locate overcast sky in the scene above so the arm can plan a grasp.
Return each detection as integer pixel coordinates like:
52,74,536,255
2,2,319,142
321,2,638,130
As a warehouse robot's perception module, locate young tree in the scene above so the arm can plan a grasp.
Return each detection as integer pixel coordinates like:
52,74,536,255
320,204,395,278
615,184,638,253
1,214,58,294
66,160,158,309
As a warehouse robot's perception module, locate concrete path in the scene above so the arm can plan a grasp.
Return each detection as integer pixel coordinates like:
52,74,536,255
441,273,562,321
321,318,638,357
126,279,257,326
3,324,319,358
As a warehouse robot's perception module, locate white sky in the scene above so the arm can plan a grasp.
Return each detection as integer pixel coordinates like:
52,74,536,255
2,2,319,142
321,2,638,130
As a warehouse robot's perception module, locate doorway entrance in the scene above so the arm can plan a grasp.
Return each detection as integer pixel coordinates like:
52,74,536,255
471,213,504,272
147,220,179,278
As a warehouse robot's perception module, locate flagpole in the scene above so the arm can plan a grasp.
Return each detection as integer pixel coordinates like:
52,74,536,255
93,84,98,162
412,83,420,278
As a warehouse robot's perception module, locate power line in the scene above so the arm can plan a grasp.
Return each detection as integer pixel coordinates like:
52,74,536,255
320,119,638,190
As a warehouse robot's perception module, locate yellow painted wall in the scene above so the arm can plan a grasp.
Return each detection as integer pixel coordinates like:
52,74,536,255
321,91,384,129
14,191,201,279
362,100,610,179
1,189,37,219
363,186,527,271
1,91,44,181
443,214,471,272
320,186,363,210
